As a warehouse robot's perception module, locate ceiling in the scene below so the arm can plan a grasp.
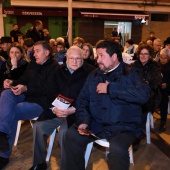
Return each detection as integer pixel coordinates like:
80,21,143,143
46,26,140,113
10,0,170,14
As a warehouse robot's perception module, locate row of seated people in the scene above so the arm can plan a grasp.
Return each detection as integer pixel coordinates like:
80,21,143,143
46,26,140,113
0,36,170,170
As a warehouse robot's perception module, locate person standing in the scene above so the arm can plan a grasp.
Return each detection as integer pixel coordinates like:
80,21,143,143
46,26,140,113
10,24,21,43
26,20,44,43
65,40,151,170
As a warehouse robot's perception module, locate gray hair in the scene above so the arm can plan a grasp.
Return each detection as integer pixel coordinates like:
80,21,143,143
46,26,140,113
160,48,170,57
66,46,83,58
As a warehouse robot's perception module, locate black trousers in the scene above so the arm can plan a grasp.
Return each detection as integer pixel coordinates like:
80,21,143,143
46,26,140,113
65,125,136,170
160,91,169,123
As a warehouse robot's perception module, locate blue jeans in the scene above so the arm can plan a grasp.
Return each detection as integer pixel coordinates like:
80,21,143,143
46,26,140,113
0,89,44,158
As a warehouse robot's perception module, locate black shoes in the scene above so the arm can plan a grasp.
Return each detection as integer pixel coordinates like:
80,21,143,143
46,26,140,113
0,132,9,152
0,156,9,170
29,163,47,170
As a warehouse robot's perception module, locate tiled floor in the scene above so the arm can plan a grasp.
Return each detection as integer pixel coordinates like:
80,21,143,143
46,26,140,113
3,113,170,170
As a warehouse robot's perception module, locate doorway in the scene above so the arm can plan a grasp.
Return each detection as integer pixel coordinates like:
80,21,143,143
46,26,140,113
104,21,132,46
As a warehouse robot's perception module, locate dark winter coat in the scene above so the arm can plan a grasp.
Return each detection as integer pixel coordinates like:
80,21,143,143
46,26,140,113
76,62,151,138
132,59,162,112
37,62,95,127
12,57,59,109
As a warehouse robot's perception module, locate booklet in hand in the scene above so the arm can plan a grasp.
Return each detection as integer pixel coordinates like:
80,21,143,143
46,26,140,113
52,94,74,109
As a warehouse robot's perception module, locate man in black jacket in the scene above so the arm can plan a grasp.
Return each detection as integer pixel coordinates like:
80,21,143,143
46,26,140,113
0,41,58,169
29,46,95,170
26,20,44,43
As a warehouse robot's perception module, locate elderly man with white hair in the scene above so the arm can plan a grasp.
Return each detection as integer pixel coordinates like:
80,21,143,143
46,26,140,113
29,46,95,170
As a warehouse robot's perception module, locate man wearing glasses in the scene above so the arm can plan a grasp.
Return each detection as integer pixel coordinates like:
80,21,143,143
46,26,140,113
29,46,94,170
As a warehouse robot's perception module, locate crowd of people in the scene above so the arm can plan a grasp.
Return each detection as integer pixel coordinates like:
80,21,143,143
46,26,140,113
0,20,170,170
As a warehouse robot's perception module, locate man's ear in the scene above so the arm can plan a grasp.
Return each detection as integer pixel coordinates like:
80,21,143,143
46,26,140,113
111,53,117,61
45,50,50,56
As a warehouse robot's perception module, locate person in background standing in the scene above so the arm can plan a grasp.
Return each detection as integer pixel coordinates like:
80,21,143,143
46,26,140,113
146,31,156,42
111,27,118,37
26,20,44,43
10,24,21,43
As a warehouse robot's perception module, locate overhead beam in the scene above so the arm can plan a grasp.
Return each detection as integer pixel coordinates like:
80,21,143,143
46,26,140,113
11,1,170,13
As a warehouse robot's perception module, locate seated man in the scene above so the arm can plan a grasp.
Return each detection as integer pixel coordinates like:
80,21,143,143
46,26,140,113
29,46,94,170
65,40,151,170
0,41,58,169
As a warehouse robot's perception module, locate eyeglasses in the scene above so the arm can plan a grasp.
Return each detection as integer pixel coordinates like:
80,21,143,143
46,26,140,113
139,53,150,56
68,57,82,62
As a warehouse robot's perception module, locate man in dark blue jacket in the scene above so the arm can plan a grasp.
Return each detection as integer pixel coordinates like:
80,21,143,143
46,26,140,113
65,40,151,170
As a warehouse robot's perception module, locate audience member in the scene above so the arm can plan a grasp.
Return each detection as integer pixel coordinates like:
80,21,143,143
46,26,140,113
26,20,44,43
10,24,21,43
0,36,12,60
29,46,95,170
54,42,66,64
82,43,97,67
0,43,30,91
73,37,85,48
23,38,35,61
159,48,170,131
65,40,151,170
43,29,51,43
56,37,64,44
152,38,162,61
146,31,156,42
146,39,153,46
132,44,162,133
0,41,58,169
164,37,170,50
49,39,57,55
124,39,138,60
18,34,25,47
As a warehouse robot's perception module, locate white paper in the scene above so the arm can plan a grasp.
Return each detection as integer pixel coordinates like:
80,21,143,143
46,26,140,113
52,97,71,109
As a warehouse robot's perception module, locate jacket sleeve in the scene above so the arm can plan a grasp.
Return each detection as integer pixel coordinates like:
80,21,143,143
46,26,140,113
108,67,151,104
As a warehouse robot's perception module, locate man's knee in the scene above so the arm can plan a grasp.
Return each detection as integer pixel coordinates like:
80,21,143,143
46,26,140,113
1,89,12,97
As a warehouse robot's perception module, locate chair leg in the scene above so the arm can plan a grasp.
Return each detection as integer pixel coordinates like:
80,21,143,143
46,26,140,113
14,120,22,146
146,112,151,144
85,142,94,169
150,113,154,129
129,145,134,165
46,129,57,162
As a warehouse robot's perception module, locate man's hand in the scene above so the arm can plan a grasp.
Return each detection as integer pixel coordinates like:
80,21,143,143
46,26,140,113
11,84,27,95
78,124,89,135
96,81,109,94
53,106,76,118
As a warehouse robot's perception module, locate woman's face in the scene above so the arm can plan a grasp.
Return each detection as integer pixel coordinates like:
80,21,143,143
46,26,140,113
9,47,22,60
139,48,150,65
82,45,90,59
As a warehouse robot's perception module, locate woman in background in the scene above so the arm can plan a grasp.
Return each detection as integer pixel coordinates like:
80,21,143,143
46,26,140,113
0,43,30,91
82,43,97,67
